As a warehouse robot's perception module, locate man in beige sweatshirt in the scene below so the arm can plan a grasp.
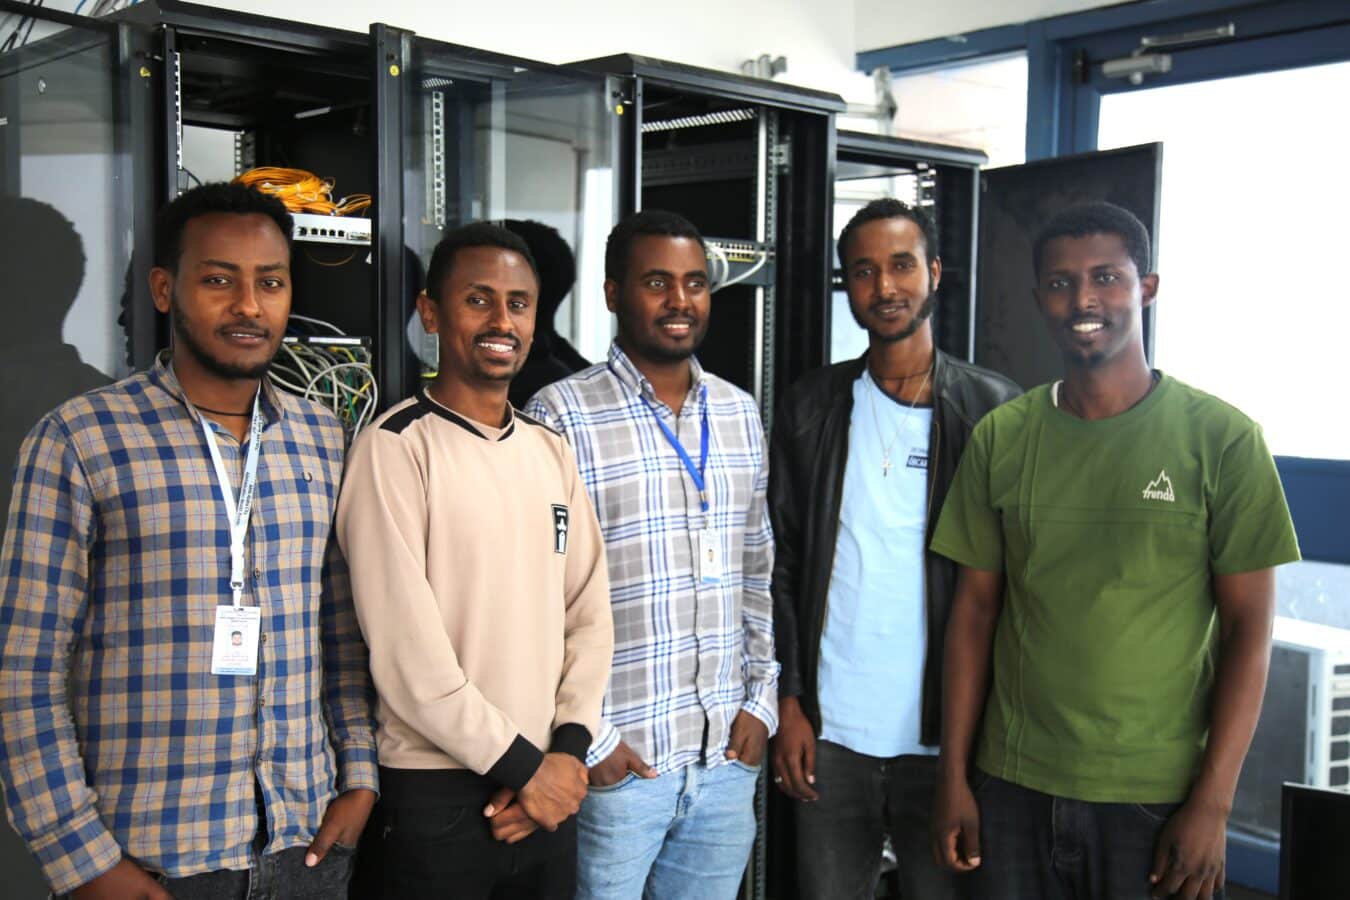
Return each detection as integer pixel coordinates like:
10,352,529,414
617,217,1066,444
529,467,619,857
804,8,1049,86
337,222,614,899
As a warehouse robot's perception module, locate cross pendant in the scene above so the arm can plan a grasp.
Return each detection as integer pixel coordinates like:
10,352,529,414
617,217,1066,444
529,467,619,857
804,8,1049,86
881,453,892,477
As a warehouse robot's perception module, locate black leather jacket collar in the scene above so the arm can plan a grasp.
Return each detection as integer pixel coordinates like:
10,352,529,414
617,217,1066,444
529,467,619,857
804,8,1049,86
768,349,1021,745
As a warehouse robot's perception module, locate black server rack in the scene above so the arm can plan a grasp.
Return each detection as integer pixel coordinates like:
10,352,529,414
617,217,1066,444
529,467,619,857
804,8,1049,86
574,54,844,426
57,0,620,421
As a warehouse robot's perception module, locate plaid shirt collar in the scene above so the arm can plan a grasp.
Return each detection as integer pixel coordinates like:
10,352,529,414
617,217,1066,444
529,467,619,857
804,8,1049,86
605,342,707,411
149,350,287,428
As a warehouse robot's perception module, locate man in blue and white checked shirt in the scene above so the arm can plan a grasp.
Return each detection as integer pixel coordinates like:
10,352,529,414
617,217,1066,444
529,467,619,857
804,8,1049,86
526,210,777,899
0,184,378,899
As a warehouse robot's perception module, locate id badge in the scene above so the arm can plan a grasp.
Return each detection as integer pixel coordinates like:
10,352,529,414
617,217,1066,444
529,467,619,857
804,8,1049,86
211,605,262,676
698,528,722,585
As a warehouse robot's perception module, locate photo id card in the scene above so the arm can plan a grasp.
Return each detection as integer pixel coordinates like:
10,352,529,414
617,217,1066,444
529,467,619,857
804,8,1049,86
211,605,261,676
698,528,722,585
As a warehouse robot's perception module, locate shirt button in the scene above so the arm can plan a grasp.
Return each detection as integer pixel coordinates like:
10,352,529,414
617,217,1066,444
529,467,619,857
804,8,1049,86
260,634,267,644
259,698,266,708
253,567,262,579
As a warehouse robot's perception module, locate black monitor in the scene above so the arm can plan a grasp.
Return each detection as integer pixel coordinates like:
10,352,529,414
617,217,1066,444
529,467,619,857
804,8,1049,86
1280,783,1350,899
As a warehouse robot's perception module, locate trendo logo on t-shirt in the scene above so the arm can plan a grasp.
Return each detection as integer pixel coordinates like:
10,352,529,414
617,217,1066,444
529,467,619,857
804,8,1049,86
1141,469,1175,503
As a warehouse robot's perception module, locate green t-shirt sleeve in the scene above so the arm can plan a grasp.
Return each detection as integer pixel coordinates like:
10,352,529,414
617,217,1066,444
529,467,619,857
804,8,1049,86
1208,424,1301,575
931,420,1004,572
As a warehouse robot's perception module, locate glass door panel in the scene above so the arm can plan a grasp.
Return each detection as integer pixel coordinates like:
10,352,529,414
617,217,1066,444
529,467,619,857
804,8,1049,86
401,40,619,377
0,9,130,894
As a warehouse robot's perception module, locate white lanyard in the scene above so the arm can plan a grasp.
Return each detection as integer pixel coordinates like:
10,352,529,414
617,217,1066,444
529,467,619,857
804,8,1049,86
200,391,265,609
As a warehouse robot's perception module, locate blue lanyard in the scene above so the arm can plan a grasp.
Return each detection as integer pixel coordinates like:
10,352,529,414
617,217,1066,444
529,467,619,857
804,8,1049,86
640,385,710,513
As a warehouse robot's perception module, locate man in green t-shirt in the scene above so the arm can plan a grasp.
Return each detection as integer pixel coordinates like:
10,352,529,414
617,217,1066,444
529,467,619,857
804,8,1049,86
928,202,1300,900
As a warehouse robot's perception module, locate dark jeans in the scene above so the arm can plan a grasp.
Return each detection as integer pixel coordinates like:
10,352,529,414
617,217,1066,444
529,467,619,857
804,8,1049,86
971,771,1225,900
794,741,962,900
91,846,355,900
355,766,576,900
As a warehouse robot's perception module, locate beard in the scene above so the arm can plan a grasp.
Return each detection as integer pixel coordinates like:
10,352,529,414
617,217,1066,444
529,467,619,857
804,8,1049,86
170,291,278,380
855,290,937,344
617,306,709,363
467,330,527,383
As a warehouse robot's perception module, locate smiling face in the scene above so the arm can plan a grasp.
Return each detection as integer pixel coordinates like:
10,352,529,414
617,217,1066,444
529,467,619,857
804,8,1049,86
150,212,291,382
842,216,941,345
1034,231,1158,370
417,244,538,386
606,234,710,366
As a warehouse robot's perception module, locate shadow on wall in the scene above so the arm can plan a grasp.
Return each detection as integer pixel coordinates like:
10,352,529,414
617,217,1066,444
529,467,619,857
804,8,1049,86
0,195,118,900
0,195,114,535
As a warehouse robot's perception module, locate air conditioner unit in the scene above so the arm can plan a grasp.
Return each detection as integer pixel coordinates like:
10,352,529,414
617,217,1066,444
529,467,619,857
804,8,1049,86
1231,616,1350,839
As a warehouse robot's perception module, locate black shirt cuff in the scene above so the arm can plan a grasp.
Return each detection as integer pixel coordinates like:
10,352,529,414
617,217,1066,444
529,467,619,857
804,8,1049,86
486,734,545,792
549,723,593,763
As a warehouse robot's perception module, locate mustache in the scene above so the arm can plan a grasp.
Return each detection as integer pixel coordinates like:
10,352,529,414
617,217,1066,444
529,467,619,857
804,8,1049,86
474,330,520,347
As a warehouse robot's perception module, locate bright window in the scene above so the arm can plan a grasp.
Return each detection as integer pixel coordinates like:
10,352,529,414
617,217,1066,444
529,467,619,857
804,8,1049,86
890,54,1027,167
1098,61,1350,460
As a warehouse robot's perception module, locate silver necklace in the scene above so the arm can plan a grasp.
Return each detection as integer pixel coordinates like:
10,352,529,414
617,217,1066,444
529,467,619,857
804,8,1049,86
866,366,931,477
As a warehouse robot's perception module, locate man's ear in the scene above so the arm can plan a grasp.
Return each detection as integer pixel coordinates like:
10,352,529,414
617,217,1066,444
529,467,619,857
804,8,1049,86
603,279,620,314
1140,273,1160,308
929,255,943,293
149,267,174,315
415,291,439,334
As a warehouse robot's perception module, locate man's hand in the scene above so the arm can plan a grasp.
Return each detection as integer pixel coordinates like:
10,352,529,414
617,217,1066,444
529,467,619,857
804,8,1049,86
484,787,539,845
725,710,769,767
771,696,817,801
1149,796,1228,900
517,752,588,831
305,788,376,867
70,859,171,900
589,741,657,788
931,770,982,873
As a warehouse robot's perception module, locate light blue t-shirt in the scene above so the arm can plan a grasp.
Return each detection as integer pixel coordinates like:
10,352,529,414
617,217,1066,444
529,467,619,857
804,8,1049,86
818,372,935,758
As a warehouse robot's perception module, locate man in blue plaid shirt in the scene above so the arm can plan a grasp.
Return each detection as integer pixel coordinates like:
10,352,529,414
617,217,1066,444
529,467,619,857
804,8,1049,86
0,184,378,899
526,210,778,899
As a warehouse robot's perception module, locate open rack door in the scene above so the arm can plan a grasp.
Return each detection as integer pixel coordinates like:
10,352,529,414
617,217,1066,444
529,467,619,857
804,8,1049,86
975,143,1162,390
0,7,143,893
371,23,620,404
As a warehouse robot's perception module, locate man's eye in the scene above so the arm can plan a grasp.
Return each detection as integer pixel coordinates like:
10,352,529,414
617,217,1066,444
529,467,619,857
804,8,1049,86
646,279,667,290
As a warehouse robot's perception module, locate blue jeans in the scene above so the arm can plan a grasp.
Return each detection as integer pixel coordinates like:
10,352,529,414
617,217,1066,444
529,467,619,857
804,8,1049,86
576,759,760,899
794,741,962,900
971,772,1225,900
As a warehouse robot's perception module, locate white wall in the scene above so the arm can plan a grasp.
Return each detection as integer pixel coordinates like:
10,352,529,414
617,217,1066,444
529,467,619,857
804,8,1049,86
855,0,1132,54
206,0,869,99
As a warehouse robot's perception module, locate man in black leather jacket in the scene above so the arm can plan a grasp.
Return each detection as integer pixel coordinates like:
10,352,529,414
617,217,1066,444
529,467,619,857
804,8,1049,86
769,198,1019,899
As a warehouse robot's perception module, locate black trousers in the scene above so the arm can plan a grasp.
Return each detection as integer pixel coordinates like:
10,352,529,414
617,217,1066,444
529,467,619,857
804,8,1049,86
351,766,576,900
793,741,963,900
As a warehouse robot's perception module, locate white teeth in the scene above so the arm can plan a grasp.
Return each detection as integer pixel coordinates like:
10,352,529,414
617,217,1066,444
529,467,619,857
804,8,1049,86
1072,322,1104,333
479,342,514,352
663,323,690,331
